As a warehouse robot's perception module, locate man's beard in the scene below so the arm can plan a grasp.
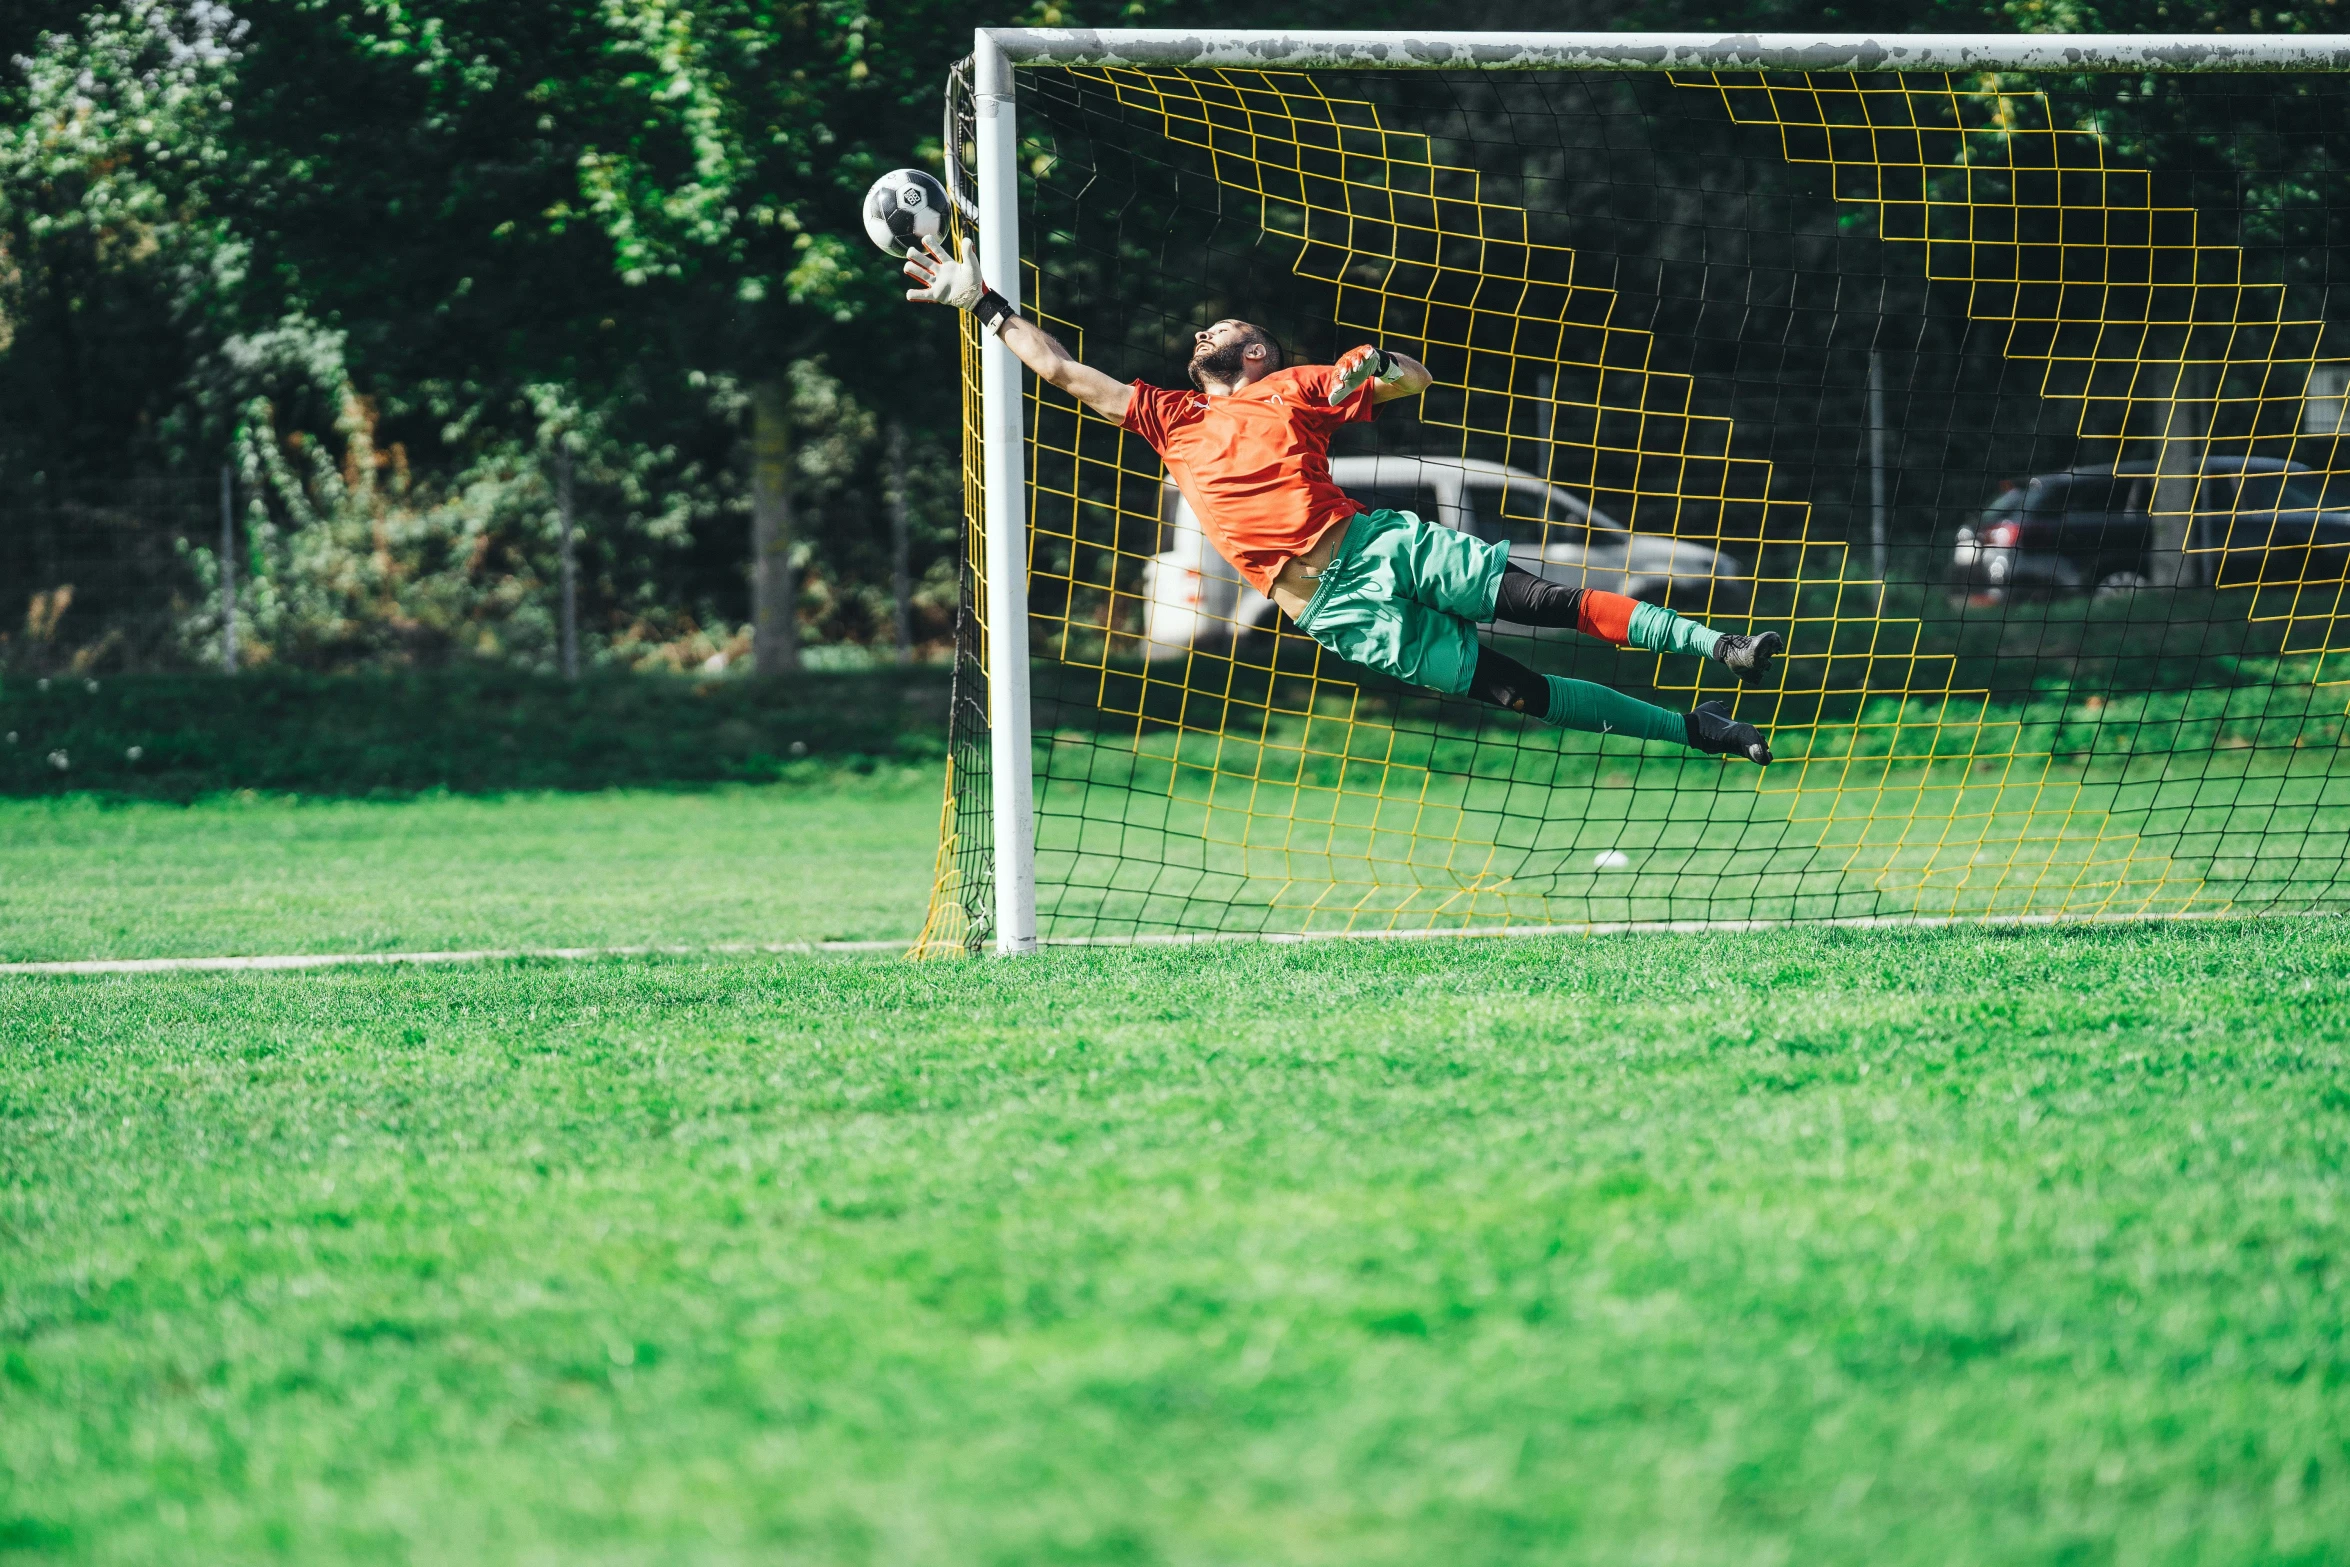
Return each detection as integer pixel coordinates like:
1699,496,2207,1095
1188,338,1248,390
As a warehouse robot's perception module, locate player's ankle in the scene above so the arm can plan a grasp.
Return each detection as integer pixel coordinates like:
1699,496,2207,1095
1711,630,1784,686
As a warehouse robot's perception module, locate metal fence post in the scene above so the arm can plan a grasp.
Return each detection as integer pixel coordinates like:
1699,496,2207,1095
887,419,914,664
557,448,579,681
219,464,238,673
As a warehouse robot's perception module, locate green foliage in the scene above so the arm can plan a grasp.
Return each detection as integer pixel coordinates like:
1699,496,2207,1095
0,663,952,799
0,0,245,467
13,0,2350,672
6,918,2350,1559
0,0,977,670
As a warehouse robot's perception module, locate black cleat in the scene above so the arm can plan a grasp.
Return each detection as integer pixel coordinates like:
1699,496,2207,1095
1685,700,1772,766
1711,630,1784,686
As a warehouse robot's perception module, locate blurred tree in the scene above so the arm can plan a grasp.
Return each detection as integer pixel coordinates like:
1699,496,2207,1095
1,0,996,665
13,0,2350,667
204,0,980,667
0,0,246,475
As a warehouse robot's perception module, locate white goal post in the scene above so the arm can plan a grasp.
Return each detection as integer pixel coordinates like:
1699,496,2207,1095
968,27,2350,956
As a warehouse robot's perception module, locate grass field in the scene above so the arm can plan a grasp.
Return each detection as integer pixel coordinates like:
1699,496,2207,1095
0,778,939,962
7,779,2350,1564
1011,598,2350,936
1028,719,2350,937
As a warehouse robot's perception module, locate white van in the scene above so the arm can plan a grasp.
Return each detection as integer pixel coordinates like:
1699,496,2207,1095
1137,455,1750,660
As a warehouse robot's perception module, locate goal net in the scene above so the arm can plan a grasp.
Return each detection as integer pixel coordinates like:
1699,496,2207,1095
914,33,2350,956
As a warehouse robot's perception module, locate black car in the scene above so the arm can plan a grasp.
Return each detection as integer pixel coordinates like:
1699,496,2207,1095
2202,466,2350,586
1951,456,2350,599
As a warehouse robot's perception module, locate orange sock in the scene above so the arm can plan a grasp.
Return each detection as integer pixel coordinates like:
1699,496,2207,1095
1576,590,1637,646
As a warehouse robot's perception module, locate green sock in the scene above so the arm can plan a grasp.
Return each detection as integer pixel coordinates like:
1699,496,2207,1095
1541,676,1690,745
1626,600,1722,661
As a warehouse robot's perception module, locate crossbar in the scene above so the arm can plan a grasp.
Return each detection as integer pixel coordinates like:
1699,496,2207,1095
984,29,2350,73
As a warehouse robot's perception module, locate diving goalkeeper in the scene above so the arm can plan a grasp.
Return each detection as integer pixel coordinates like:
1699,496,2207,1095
906,238,1780,764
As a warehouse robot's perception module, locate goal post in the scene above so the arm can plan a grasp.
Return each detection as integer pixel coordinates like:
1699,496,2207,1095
984,29,2350,73
974,30,1039,955
920,28,2350,958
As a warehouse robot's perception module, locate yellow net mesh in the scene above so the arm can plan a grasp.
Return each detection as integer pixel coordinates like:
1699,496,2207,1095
917,67,2350,952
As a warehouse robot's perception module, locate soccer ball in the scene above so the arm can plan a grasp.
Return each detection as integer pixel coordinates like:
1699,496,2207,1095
862,168,951,258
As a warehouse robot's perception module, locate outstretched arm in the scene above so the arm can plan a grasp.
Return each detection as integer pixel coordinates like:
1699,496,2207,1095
1330,344,1433,407
996,315,1133,423
904,237,1132,423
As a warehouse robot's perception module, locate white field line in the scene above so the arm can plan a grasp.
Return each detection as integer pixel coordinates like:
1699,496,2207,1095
0,940,908,977
5,907,2330,977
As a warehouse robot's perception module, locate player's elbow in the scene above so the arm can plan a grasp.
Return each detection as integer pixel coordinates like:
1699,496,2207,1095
1375,364,1433,404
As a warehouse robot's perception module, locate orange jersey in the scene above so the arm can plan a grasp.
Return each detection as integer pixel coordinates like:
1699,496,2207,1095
1122,365,1380,595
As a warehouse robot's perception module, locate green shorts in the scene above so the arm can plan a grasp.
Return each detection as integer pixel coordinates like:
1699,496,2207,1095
1292,508,1510,695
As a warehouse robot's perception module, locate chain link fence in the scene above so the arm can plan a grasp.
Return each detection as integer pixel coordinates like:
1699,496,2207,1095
1,475,232,676
1,459,962,679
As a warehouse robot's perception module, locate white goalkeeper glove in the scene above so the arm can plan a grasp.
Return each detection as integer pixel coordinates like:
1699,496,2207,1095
904,236,1014,332
1330,343,1409,405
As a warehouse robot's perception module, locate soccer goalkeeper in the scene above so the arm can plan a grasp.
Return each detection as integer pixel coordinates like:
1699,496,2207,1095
906,238,1780,764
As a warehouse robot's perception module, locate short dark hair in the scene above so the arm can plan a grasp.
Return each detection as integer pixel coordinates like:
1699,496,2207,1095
1234,321,1283,371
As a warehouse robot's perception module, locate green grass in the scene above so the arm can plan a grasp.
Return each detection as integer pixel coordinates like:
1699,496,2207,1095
7,922,2350,1563
1014,595,2350,934
0,779,941,962
1028,721,2350,935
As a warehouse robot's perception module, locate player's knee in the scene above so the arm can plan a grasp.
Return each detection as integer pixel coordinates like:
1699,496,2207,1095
1466,646,1547,718
1492,567,1587,630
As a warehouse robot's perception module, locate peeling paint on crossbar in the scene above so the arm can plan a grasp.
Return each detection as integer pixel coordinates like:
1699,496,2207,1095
987,29,2350,74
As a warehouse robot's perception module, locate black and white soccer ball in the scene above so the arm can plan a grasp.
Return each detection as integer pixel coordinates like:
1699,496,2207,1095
862,168,951,258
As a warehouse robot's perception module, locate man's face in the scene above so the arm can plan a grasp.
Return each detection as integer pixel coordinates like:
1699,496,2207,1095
1189,319,1258,389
